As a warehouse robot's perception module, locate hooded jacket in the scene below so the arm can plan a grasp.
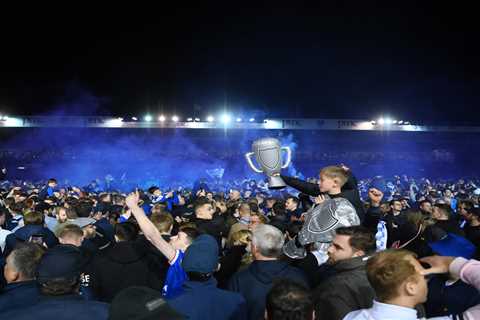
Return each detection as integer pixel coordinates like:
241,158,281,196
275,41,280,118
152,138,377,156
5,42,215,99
228,260,308,320
88,241,159,302
313,256,375,320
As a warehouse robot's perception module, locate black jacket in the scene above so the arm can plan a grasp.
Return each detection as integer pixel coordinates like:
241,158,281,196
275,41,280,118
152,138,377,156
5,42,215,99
281,173,365,222
228,260,308,320
434,219,465,237
192,215,229,247
88,241,160,302
313,256,375,320
133,235,170,291
215,245,247,289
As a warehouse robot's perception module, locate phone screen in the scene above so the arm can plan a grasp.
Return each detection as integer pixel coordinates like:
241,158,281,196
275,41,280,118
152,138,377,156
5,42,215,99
30,235,44,245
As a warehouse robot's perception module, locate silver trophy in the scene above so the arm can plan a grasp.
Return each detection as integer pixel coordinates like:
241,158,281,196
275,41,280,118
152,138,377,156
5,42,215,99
245,137,291,189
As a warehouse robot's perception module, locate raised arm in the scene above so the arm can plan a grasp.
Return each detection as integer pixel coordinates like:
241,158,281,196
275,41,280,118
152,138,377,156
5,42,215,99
126,191,176,261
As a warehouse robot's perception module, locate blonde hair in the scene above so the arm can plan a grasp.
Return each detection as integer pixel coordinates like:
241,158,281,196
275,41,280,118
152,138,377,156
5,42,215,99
367,250,418,302
229,229,252,247
150,213,174,233
320,166,349,187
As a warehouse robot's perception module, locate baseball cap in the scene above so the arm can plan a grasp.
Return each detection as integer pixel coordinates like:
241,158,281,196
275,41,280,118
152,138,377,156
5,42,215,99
182,234,218,274
37,244,84,282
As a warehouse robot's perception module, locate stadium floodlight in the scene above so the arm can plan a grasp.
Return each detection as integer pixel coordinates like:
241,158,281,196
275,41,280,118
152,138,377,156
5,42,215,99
236,117,242,122
392,120,398,124
187,117,193,122
131,116,138,121
194,118,200,122
377,118,385,125
207,115,215,122
249,118,255,122
404,121,411,125
384,118,393,125
172,115,179,122
144,114,153,122
221,114,231,124
398,120,404,125
158,115,166,122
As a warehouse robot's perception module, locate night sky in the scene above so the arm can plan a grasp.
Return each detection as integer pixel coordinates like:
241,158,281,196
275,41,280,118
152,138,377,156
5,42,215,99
1,2,479,123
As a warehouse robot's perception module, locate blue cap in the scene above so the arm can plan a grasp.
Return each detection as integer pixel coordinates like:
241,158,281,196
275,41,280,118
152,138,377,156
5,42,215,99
182,234,218,274
429,233,476,259
37,245,83,282
369,177,387,194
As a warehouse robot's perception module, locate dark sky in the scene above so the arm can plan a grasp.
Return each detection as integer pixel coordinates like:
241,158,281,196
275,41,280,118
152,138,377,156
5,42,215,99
1,2,479,123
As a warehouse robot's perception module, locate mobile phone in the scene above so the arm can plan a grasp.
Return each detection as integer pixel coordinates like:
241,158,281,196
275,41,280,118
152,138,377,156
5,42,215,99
30,234,44,245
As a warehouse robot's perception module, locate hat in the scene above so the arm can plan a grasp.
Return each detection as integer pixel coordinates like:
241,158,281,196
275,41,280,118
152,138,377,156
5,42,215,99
37,245,83,282
182,234,218,274
109,286,184,320
429,233,476,259
369,177,386,194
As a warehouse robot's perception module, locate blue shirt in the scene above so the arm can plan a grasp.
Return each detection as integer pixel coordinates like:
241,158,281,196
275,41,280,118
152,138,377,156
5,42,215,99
163,250,186,299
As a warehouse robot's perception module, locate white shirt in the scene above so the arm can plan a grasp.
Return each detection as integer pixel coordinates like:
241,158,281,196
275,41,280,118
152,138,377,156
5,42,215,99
343,300,431,320
0,228,12,252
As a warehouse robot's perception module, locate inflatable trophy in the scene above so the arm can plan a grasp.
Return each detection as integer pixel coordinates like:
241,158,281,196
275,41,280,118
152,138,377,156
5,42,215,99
245,137,291,189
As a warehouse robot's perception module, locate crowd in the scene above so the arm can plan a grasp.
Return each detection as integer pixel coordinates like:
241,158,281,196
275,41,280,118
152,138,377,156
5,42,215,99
1,166,480,319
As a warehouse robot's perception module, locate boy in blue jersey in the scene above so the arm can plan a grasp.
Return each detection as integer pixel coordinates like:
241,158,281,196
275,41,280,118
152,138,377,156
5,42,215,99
126,191,198,298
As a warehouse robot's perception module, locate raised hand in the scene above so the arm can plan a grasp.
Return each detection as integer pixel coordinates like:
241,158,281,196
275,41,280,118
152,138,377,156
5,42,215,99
368,189,384,206
126,190,140,209
419,256,456,276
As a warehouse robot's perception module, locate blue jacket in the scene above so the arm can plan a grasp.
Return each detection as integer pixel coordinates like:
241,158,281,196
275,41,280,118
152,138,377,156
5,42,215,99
4,225,58,257
0,294,109,320
0,280,40,313
228,260,308,320
168,278,247,320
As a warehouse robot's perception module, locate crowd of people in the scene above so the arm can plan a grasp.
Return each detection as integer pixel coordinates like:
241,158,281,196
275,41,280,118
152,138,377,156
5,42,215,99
1,166,480,319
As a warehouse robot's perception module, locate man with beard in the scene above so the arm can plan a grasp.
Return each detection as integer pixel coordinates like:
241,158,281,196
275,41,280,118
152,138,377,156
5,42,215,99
312,226,376,320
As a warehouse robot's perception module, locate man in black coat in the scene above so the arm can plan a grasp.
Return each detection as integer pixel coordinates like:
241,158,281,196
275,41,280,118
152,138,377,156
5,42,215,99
313,226,376,320
88,222,159,302
228,224,308,320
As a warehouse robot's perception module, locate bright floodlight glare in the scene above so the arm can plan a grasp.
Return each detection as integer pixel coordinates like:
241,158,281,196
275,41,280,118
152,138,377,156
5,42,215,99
144,115,153,122
236,117,242,122
118,117,124,121
392,120,398,124
187,117,193,122
249,118,255,122
131,116,138,121
207,115,215,122
158,115,166,122
221,114,231,124
378,118,385,125
172,115,179,122
194,118,200,122
398,120,404,125
384,118,393,125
